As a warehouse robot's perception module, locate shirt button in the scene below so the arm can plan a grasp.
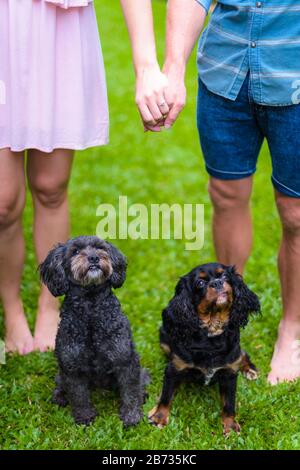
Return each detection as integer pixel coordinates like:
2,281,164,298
256,1,262,7
251,42,257,48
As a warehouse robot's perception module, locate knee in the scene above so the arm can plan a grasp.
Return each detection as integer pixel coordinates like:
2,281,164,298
0,193,24,229
30,177,68,209
277,195,300,235
208,179,251,211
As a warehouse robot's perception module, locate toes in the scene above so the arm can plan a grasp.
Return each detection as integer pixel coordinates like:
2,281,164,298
120,403,143,427
243,367,259,381
5,338,34,356
34,344,47,353
267,370,300,385
267,372,279,386
52,389,68,408
74,409,97,426
121,411,143,428
223,420,241,437
148,406,169,429
268,371,300,385
222,415,241,437
33,338,54,353
21,344,34,355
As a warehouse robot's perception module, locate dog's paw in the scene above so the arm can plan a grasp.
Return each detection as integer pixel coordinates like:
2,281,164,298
148,405,170,429
73,407,98,426
242,366,259,381
222,417,241,437
52,388,68,408
120,408,143,427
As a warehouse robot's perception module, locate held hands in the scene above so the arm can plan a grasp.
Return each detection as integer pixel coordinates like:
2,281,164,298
163,61,186,130
135,62,186,132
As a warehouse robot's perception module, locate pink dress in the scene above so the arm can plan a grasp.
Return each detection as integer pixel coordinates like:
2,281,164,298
0,0,109,152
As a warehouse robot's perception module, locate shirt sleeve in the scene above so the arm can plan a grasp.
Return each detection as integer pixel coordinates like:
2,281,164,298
195,0,213,14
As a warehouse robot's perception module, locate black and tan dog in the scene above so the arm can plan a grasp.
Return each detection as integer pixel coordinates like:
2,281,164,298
39,236,149,427
149,263,260,436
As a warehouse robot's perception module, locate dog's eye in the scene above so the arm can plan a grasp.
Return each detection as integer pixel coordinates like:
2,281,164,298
196,279,206,288
72,248,80,256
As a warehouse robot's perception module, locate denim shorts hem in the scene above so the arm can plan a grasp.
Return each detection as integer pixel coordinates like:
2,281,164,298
271,175,300,198
205,164,256,180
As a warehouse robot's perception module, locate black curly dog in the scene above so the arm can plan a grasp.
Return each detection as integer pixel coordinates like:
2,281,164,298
148,263,260,436
39,236,149,426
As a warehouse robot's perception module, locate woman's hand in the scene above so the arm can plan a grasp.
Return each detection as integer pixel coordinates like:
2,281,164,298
120,0,170,131
136,63,169,132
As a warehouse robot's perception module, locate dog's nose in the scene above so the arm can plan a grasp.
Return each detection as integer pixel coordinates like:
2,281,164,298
88,255,100,264
210,279,223,290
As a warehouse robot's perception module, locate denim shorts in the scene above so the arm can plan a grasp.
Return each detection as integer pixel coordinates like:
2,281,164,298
197,74,300,198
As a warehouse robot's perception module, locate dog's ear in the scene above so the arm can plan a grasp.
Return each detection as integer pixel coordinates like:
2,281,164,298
105,241,127,289
228,266,260,328
163,275,198,332
39,243,69,297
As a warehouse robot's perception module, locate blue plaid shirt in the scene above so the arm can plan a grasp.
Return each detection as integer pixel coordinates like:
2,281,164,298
196,1,300,105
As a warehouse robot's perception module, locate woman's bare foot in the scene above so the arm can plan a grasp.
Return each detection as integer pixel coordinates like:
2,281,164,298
268,319,300,385
34,293,60,352
4,299,34,355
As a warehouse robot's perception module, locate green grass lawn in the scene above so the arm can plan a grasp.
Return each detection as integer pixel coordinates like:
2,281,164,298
1,0,300,451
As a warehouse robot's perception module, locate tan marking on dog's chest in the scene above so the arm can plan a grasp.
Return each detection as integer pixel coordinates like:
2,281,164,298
172,355,193,371
172,353,243,385
172,354,223,385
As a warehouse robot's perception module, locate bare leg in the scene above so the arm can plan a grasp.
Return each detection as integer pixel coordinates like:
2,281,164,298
268,191,300,384
208,177,253,274
27,149,74,352
0,149,33,354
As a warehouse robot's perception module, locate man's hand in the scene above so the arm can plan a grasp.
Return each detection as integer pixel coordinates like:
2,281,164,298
163,62,186,129
161,0,207,129
136,63,170,132
120,0,170,132
120,0,206,133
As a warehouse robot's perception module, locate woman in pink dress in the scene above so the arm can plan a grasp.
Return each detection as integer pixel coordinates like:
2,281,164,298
0,0,109,354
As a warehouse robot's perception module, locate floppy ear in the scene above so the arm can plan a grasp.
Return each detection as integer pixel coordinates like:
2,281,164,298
105,241,127,288
39,243,69,297
228,266,260,328
163,275,199,333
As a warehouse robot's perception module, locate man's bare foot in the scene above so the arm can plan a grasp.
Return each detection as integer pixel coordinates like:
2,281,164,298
4,300,34,355
34,295,60,352
268,319,300,385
